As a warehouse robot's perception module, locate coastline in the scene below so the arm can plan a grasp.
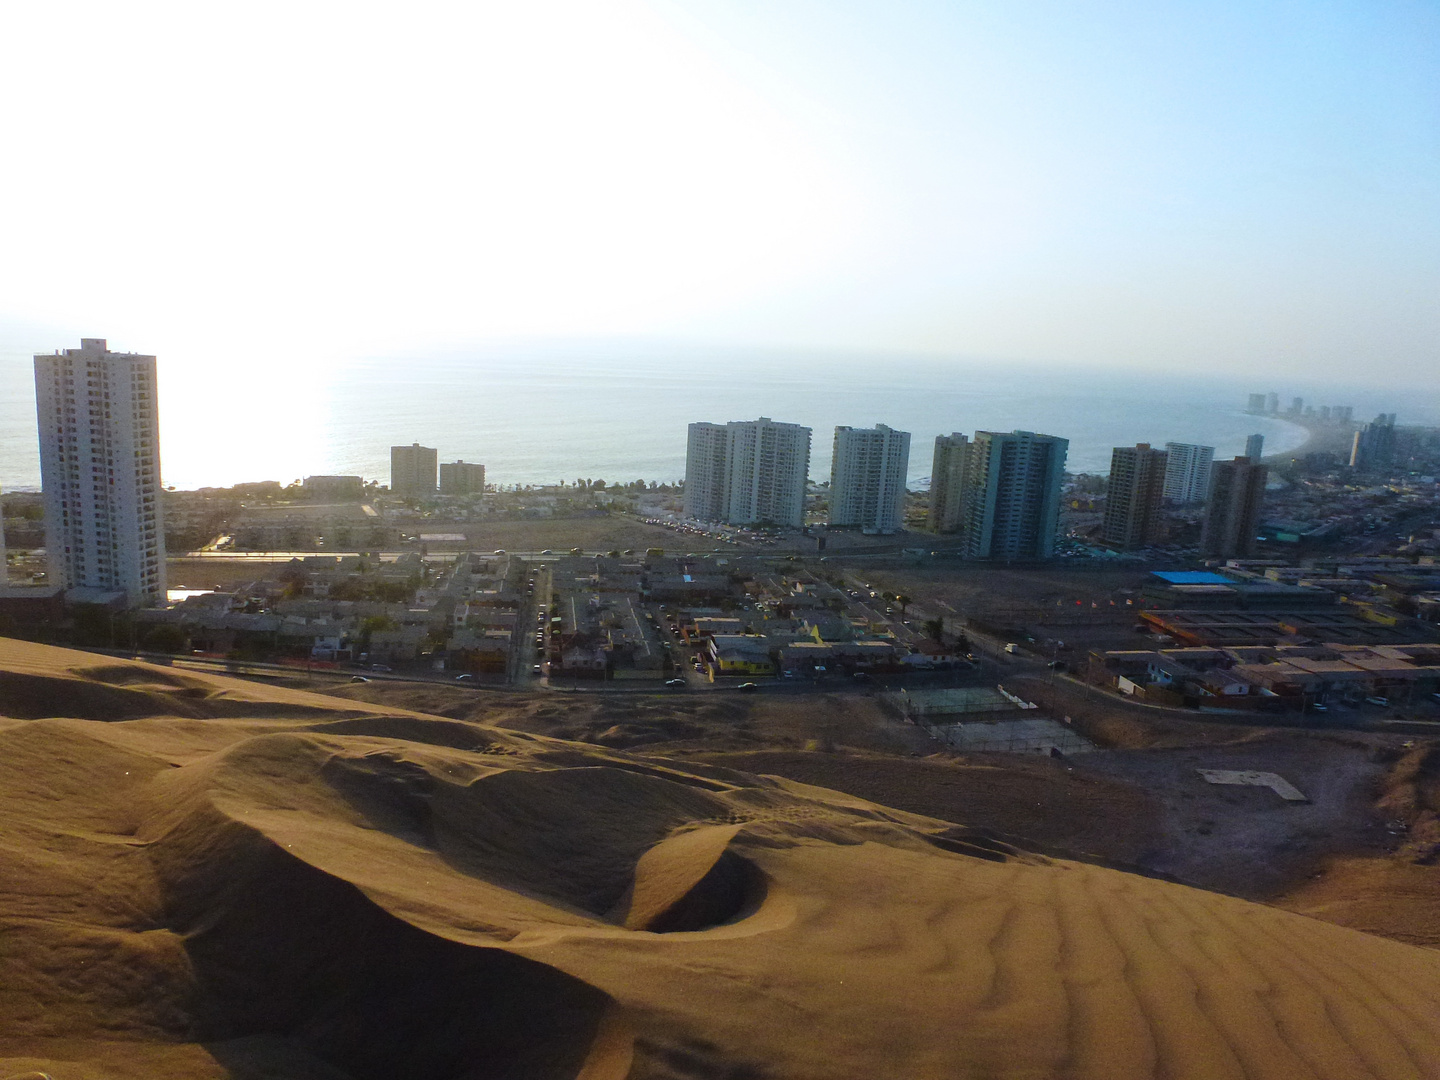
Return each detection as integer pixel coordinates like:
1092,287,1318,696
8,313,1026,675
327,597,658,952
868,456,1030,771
1259,416,1355,466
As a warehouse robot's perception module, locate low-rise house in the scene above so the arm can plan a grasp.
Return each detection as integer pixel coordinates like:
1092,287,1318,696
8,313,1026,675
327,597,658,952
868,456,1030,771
447,628,510,674
779,641,835,675
708,634,776,677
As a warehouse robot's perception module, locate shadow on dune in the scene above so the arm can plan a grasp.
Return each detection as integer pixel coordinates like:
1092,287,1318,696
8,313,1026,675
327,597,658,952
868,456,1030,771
0,667,377,722
144,743,770,1079
168,836,612,1080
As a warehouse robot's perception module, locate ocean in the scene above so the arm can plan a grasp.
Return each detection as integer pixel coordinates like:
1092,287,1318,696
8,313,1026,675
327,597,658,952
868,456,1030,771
3,341,1434,492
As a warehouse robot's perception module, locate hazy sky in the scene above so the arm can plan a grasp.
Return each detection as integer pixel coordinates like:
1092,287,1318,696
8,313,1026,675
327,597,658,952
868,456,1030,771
1,0,1436,384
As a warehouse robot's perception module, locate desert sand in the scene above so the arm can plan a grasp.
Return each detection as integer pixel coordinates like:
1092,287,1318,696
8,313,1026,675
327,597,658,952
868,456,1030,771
3,637,1440,1080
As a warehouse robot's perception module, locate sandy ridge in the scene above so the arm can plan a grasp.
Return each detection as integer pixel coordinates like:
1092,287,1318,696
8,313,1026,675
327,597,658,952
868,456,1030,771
1,638,1439,1079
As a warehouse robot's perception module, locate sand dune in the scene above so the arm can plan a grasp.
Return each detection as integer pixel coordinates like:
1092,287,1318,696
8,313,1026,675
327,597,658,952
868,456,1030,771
2,638,1439,1079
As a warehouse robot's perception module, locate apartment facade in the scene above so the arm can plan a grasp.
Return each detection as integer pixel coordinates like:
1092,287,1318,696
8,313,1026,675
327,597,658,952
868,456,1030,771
1200,457,1268,559
390,443,438,498
1162,442,1215,503
1350,414,1397,471
1102,443,1168,550
684,417,811,528
928,433,972,534
302,475,364,501
683,422,730,522
34,338,166,606
828,424,910,534
961,430,1068,560
439,460,486,495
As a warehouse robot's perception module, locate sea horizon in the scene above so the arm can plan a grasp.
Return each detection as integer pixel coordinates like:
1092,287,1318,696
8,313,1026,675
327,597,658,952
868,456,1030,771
4,340,1436,493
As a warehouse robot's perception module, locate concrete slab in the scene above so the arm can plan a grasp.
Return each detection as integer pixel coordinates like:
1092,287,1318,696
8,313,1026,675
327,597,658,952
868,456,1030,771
1197,769,1307,801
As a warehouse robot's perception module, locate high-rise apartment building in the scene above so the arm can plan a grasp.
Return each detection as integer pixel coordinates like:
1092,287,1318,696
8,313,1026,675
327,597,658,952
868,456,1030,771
1349,414,1397,472
960,430,1068,560
683,422,730,522
390,443,438,498
34,339,166,606
1246,393,1267,415
828,424,910,534
1245,433,1265,461
683,417,811,528
1162,442,1215,503
1200,457,1267,559
928,433,972,534
1102,444,1168,550
439,460,486,495
1266,392,1280,415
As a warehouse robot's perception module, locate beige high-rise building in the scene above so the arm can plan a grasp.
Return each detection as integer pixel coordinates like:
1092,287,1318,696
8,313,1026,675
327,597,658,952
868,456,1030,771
439,460,486,495
928,433,972,534
1102,444,1168,550
390,443,438,498
34,339,166,606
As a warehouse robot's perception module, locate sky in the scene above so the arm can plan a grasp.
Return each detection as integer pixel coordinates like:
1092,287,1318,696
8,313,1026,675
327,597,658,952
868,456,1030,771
0,0,1436,390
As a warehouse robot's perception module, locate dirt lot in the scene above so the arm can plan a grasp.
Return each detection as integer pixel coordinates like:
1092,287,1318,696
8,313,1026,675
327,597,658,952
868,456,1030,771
420,515,709,555
685,749,1164,866
1072,736,1391,899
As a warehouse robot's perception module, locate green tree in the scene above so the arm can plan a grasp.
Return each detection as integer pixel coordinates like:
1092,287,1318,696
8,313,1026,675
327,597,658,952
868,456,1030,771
358,615,399,649
141,624,186,653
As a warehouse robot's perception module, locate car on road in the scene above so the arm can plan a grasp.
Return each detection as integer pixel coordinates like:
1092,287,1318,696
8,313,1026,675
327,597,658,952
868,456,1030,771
349,675,370,683
664,678,686,687
540,549,554,555
1310,703,1328,712
454,674,474,682
369,664,392,673
532,665,542,676
1365,696,1390,707
738,682,760,692
1004,643,1020,654
493,549,505,555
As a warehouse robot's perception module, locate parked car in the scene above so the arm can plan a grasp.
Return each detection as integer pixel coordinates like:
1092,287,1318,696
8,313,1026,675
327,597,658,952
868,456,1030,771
665,678,686,688
349,675,370,683
738,682,760,692
455,674,475,682
1365,696,1390,707
532,665,542,676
